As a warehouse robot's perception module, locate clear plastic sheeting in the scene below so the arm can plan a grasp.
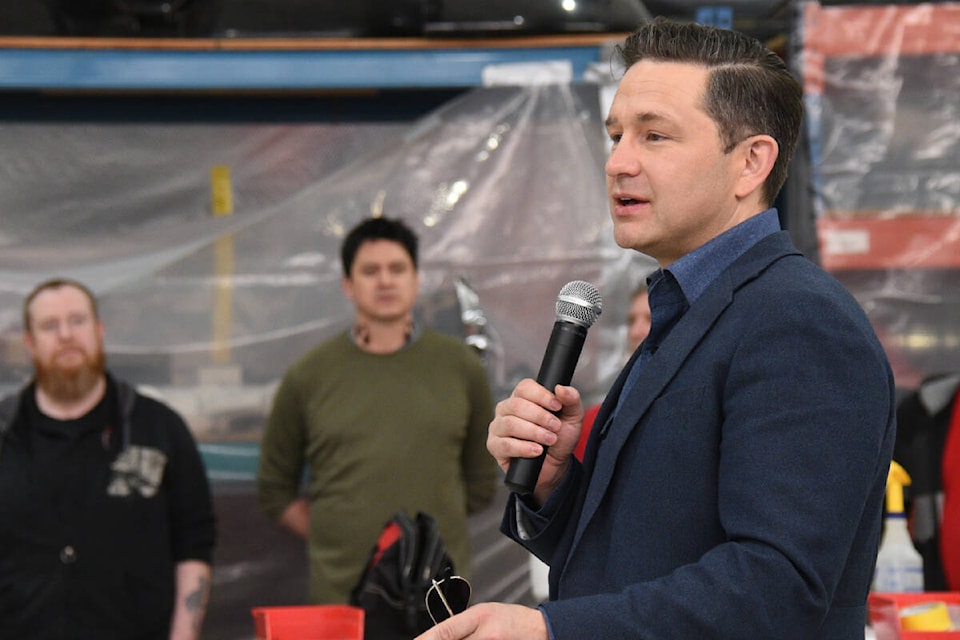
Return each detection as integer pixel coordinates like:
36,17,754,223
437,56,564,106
0,84,655,453
799,1,960,389
0,86,655,636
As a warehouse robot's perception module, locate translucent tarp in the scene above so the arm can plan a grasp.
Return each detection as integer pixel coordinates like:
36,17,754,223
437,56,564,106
0,84,655,458
0,84,658,635
799,1,960,389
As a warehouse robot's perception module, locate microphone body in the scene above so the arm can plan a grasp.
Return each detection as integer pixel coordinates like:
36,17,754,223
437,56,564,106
504,281,601,496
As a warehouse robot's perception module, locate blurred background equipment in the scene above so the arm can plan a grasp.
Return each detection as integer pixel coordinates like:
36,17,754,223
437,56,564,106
27,0,650,37
1,0,793,40
42,0,224,36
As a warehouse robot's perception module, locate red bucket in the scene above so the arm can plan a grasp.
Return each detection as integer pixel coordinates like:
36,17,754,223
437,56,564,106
251,604,364,640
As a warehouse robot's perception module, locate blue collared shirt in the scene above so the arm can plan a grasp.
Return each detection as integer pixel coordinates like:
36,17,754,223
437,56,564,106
665,207,782,306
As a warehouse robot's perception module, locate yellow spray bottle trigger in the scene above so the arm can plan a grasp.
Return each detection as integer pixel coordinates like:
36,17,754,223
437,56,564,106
886,460,912,515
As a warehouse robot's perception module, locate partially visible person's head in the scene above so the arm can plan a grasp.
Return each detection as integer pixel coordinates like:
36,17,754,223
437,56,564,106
23,278,99,332
340,216,419,278
22,278,106,402
613,18,803,206
340,216,421,328
627,281,652,353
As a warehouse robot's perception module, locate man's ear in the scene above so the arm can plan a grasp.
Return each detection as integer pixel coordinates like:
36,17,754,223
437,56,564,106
22,330,35,354
341,276,354,302
734,134,778,201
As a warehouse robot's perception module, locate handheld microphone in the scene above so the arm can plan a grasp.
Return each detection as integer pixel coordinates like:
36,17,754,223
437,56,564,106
504,280,602,495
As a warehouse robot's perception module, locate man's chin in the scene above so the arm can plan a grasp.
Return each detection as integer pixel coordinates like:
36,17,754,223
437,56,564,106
612,233,646,254
36,367,103,403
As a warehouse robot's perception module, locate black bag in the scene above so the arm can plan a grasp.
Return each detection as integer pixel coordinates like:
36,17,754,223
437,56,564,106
350,510,454,639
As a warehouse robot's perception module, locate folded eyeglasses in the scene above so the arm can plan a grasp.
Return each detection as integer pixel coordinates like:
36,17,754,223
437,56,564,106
425,575,471,625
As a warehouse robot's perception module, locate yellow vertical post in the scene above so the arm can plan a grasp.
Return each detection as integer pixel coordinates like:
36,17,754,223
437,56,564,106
210,165,234,366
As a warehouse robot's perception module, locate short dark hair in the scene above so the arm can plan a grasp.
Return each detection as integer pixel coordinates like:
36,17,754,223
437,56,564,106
23,278,99,332
340,216,419,277
614,17,803,207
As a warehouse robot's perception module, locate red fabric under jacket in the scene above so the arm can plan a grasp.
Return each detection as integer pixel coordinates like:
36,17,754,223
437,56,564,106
942,388,960,590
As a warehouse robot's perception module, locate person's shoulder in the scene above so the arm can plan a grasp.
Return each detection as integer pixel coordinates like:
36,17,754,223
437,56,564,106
726,234,843,298
419,327,462,347
744,254,882,351
105,373,180,417
287,332,352,371
418,328,481,360
0,388,22,417
417,330,490,386
125,384,188,425
112,380,201,447
0,390,21,435
761,253,860,306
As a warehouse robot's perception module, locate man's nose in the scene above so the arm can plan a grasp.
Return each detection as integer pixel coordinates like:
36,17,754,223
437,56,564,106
56,321,74,340
606,141,638,177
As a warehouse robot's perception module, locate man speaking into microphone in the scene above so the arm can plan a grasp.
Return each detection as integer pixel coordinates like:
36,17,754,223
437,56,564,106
416,18,895,640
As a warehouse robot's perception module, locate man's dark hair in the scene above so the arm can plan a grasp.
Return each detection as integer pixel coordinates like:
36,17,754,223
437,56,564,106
614,17,803,207
23,278,99,332
340,216,419,277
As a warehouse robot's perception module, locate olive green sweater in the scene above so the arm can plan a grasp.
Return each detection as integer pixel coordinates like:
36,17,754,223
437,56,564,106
257,328,498,603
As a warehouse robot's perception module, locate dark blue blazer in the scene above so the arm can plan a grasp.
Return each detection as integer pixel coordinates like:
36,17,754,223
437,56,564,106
504,232,896,639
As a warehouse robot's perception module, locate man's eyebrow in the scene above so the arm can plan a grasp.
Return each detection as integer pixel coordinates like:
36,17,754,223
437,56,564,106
605,111,672,129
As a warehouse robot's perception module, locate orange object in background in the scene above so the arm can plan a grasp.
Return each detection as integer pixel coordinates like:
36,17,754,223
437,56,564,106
251,605,364,640
869,592,960,640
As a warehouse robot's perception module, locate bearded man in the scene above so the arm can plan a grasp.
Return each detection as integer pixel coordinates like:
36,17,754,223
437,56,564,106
0,278,216,640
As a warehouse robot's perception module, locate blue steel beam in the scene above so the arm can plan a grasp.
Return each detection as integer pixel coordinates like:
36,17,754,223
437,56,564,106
0,42,610,90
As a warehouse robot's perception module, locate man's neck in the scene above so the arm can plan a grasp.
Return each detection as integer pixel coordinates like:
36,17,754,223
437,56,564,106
35,375,107,421
352,318,414,354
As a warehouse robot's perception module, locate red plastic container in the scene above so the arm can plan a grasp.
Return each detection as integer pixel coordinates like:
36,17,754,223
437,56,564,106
251,604,364,640
869,592,960,640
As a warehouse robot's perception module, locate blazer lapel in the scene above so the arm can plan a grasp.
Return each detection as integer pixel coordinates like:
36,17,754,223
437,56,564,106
567,231,802,564
574,278,735,544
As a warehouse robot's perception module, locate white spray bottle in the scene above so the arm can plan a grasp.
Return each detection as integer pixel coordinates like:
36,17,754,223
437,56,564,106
872,460,924,592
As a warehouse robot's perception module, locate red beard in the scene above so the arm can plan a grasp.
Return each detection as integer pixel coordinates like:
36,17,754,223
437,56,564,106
34,346,106,403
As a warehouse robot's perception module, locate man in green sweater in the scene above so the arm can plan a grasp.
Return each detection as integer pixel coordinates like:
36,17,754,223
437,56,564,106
257,216,497,606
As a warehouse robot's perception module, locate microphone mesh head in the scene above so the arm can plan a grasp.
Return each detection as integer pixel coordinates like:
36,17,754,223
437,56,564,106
555,281,602,328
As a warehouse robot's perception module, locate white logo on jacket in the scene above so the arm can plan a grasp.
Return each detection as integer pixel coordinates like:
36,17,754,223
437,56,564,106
107,446,167,497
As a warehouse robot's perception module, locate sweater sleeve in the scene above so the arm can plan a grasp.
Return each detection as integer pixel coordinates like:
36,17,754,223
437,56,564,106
257,370,308,521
